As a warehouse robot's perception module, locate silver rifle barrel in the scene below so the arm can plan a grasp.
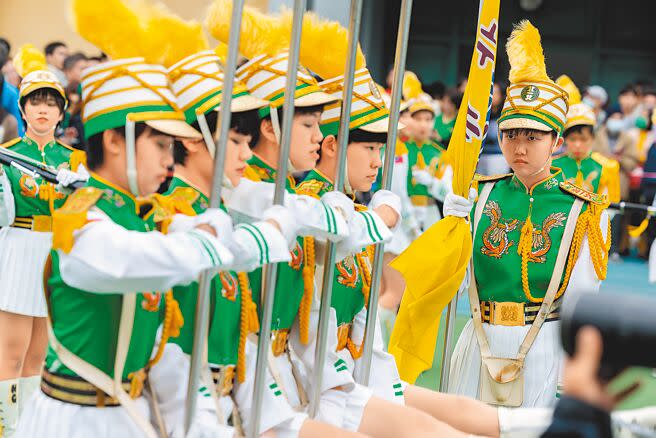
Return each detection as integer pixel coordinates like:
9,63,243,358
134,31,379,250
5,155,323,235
308,0,363,418
184,0,245,433
356,0,413,386
249,0,306,436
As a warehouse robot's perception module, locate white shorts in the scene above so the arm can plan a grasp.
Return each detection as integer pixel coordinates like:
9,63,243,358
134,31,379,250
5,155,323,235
315,383,372,432
0,227,51,316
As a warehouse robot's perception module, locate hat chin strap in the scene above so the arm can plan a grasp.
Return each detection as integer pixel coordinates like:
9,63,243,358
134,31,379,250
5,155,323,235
342,157,354,196
197,112,216,159
269,105,298,174
125,119,141,197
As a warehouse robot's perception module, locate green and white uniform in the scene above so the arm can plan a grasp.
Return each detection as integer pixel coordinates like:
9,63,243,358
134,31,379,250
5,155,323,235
449,170,609,407
405,139,446,230
0,136,86,316
147,176,298,436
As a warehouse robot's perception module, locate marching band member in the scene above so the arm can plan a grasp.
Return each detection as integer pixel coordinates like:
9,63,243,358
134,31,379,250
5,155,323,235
0,44,87,435
552,75,621,203
446,21,611,408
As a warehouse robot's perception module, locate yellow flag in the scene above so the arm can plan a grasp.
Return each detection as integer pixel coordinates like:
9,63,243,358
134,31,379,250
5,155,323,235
389,0,500,383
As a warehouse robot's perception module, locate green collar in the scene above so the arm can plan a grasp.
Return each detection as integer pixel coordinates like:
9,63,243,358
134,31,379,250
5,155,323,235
88,173,139,214
22,135,58,150
509,168,564,196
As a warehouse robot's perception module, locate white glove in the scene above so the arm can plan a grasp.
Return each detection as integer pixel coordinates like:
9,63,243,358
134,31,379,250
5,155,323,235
443,188,477,218
412,169,433,186
369,189,402,226
194,208,235,239
56,166,89,188
320,190,355,223
263,204,300,249
173,410,235,438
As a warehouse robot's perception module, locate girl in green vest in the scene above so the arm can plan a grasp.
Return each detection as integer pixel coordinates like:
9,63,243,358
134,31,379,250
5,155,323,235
0,45,88,434
445,21,611,409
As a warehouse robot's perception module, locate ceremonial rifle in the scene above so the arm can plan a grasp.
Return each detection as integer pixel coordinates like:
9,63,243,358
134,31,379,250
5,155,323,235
248,1,306,436
183,0,245,432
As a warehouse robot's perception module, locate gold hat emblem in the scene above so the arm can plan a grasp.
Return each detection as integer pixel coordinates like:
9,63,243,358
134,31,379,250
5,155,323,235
520,85,540,102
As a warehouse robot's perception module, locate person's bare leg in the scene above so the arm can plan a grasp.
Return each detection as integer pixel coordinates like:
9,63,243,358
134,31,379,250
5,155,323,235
21,317,47,377
0,311,33,379
358,395,468,438
404,384,499,438
379,253,405,310
298,419,367,438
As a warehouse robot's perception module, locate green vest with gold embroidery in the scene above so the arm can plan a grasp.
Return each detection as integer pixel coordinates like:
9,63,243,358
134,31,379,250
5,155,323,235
45,175,163,379
164,176,242,367
473,169,600,303
245,154,305,331
297,169,368,326
552,153,603,194
1,136,86,217
405,140,445,198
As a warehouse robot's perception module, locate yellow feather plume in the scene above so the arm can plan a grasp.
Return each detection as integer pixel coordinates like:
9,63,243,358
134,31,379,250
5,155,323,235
206,0,288,60
13,44,47,78
137,1,209,67
70,0,145,60
403,71,424,100
506,20,550,84
214,42,228,62
556,74,581,105
285,10,365,80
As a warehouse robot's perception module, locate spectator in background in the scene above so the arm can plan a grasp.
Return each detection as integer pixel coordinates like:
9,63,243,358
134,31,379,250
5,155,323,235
456,76,468,93
0,40,23,138
62,52,87,86
584,85,609,126
433,86,461,147
425,80,445,117
44,41,68,87
477,82,509,175
57,81,84,148
618,85,641,130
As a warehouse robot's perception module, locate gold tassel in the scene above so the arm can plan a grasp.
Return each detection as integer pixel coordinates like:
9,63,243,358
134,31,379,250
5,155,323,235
299,237,315,345
237,272,258,383
628,218,650,238
148,291,184,367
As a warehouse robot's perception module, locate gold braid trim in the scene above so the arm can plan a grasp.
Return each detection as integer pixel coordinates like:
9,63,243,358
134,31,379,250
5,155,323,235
346,248,373,360
517,211,538,302
237,272,259,383
127,290,183,397
299,236,315,345
519,201,611,304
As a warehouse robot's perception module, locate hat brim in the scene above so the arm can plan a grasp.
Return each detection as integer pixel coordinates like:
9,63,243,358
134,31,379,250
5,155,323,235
295,91,338,107
215,94,269,113
359,117,405,134
145,119,202,139
498,117,553,132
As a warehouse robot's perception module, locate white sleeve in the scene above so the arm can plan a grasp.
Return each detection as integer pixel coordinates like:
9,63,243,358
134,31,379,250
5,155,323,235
59,209,234,294
561,209,608,308
224,178,349,240
0,167,15,226
228,221,291,272
335,210,392,262
429,164,453,201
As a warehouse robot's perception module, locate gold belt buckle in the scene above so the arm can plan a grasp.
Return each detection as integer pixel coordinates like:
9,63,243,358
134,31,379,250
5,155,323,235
492,301,525,326
32,215,52,232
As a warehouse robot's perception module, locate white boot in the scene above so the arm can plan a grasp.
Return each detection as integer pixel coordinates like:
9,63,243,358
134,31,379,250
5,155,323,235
0,379,19,437
497,406,554,438
17,376,40,417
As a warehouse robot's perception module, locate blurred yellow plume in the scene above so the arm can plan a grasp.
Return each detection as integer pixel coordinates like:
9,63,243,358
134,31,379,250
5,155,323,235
285,10,365,79
13,44,47,78
206,0,288,59
556,74,581,105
